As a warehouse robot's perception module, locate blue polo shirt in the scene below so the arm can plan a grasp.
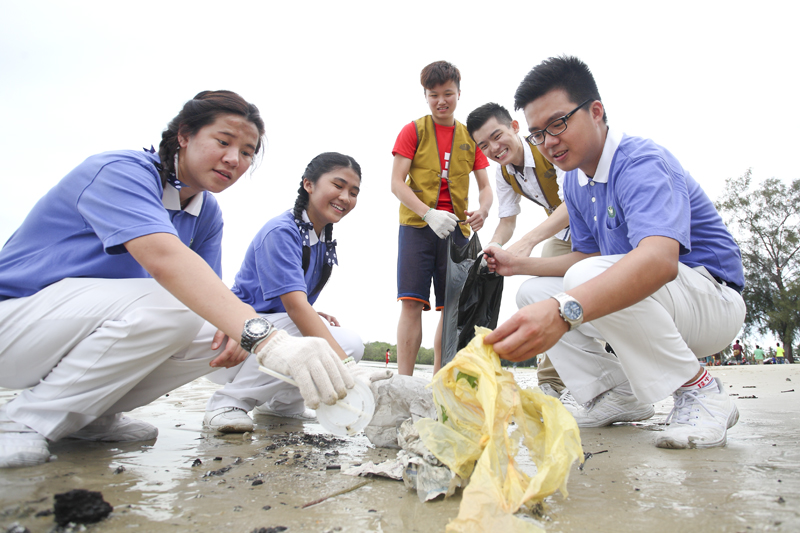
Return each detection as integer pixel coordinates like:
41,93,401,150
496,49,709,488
0,149,224,301
563,129,744,289
231,210,327,313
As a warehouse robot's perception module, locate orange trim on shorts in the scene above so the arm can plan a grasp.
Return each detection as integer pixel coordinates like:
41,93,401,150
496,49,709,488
398,296,431,311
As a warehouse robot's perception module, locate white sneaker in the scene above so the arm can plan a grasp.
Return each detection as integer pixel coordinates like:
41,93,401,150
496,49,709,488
1,406,51,468
572,388,655,427
655,378,739,449
68,414,158,442
253,404,317,420
538,383,561,399
203,407,254,433
558,389,580,415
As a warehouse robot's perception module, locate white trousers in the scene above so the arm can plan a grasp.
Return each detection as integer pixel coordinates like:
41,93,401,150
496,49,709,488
205,313,364,416
0,278,222,441
516,255,746,404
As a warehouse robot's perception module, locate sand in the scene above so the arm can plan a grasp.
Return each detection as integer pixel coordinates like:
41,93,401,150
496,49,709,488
2,363,799,532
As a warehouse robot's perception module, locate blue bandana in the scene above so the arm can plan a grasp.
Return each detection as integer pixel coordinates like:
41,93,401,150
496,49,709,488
294,215,338,267
145,146,188,190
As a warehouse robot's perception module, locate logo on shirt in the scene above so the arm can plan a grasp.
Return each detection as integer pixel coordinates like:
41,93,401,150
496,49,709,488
459,144,471,151
607,206,616,218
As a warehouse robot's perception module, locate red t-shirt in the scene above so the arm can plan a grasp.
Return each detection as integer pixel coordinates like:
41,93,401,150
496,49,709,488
392,120,489,213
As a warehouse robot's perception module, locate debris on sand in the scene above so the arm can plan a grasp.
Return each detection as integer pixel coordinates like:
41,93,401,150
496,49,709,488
53,489,113,526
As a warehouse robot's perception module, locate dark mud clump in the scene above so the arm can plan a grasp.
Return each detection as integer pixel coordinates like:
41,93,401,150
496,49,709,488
53,489,113,526
262,432,345,452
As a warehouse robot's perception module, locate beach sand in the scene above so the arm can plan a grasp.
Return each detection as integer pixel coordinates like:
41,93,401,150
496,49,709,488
2,363,799,532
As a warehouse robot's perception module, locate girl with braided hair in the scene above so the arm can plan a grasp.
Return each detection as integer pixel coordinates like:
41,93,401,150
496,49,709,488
204,152,368,432
0,93,354,469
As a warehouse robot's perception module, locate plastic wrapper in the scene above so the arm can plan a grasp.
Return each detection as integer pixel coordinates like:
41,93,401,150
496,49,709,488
441,234,504,366
364,375,436,448
417,327,583,532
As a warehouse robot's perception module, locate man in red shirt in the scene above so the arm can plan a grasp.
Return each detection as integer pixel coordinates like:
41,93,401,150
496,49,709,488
391,60,492,376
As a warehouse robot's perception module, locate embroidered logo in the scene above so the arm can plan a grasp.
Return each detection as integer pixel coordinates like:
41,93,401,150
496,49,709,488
607,206,616,218
459,143,471,151
544,168,557,180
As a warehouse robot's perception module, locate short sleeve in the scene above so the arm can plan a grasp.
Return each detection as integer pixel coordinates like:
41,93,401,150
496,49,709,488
392,122,418,160
473,145,490,170
495,165,522,218
77,160,177,254
254,224,308,301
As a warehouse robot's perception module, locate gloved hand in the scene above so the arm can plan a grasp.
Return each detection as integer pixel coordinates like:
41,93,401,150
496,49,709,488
256,330,354,409
344,359,393,385
422,209,459,239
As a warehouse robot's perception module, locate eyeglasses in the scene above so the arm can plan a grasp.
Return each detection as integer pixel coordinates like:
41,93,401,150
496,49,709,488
525,99,593,146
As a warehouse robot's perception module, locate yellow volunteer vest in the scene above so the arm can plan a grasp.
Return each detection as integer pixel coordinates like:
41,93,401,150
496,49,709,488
500,140,561,215
399,115,476,237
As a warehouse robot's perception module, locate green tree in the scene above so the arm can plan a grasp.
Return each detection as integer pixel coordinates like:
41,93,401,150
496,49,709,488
716,170,800,363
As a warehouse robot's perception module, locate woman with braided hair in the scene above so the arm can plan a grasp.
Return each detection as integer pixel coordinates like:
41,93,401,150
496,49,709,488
0,93,355,469
203,152,370,432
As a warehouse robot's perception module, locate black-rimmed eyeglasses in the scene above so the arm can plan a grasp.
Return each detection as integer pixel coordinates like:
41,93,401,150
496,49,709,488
525,99,592,146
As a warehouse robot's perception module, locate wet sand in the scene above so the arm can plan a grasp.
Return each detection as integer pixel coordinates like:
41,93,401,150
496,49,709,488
2,363,799,532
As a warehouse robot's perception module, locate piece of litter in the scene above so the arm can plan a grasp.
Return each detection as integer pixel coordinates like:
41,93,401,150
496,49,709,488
781,389,794,393
739,395,757,399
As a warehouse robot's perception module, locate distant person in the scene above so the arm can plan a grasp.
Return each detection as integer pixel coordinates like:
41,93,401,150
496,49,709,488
776,343,785,364
0,92,354,469
466,103,573,405
732,339,743,364
386,348,391,367
753,345,765,364
391,60,492,376
485,56,746,448
203,153,380,433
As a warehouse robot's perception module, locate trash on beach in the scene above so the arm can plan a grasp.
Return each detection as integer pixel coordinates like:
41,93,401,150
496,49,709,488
344,418,461,502
364,374,436,448
258,366,375,436
416,327,583,532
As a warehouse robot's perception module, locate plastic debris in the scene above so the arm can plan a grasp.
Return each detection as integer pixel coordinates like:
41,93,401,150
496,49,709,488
364,375,436,448
416,327,583,532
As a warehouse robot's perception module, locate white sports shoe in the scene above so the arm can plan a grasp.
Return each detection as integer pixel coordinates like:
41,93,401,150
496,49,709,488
1,407,51,468
203,407,254,433
68,414,158,442
558,389,580,415
655,378,739,449
253,404,317,420
538,383,561,399
572,388,655,427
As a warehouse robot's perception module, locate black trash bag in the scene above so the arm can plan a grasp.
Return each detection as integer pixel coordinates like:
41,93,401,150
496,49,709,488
441,233,504,366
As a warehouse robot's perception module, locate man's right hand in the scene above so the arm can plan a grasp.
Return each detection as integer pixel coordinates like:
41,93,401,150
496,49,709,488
422,209,459,239
484,247,518,277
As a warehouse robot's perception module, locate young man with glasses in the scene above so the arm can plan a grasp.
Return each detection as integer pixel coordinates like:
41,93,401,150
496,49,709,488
466,103,576,409
484,56,745,449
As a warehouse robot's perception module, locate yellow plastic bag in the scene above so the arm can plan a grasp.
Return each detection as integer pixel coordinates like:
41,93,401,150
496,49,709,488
416,327,583,532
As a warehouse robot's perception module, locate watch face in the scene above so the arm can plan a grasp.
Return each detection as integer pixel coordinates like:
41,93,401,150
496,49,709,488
246,318,269,336
563,300,583,321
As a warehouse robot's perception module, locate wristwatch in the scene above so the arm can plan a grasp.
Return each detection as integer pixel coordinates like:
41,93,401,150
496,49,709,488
240,317,276,353
551,292,584,331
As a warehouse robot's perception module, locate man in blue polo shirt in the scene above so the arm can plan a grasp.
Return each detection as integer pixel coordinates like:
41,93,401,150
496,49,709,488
484,56,745,449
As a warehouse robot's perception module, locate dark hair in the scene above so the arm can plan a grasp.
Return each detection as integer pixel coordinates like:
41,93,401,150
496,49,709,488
514,56,607,124
466,102,513,138
157,90,266,187
293,152,362,298
420,61,461,91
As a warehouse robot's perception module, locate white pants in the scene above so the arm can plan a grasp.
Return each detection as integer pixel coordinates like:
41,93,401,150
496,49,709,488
516,255,746,404
0,278,222,441
205,313,364,416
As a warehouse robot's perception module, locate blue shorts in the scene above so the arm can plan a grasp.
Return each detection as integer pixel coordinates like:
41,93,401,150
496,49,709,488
397,225,467,311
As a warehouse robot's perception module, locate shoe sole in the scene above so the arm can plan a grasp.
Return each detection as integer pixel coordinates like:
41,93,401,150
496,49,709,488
576,404,656,428
203,422,253,434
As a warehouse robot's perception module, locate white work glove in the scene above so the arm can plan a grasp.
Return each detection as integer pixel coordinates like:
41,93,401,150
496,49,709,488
344,359,393,385
422,208,459,239
256,330,354,409
481,242,502,268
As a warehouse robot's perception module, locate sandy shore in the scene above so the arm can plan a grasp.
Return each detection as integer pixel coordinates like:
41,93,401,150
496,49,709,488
2,363,799,532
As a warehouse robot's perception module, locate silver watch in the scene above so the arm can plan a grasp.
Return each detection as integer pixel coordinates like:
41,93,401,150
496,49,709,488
240,317,275,353
551,292,583,331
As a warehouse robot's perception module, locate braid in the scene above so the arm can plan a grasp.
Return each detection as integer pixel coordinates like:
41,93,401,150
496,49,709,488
308,223,334,298
293,182,309,221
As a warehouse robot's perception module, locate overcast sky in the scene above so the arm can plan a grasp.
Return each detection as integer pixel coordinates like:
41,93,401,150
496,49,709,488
1,0,796,349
